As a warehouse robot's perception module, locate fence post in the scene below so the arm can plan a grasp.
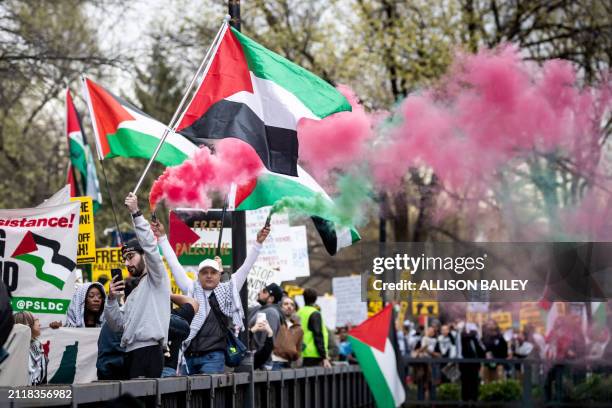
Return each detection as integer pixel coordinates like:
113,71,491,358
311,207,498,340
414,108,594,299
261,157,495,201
523,361,533,406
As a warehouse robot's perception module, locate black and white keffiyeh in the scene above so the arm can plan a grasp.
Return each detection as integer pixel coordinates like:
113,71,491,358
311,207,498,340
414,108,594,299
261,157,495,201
183,278,244,348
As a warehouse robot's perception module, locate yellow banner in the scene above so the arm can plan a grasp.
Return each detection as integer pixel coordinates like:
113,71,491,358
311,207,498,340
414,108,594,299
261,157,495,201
412,300,439,316
91,247,125,293
70,196,96,264
490,311,513,331
91,247,194,295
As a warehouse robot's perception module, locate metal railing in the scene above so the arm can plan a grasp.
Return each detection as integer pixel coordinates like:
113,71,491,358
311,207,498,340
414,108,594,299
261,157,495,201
0,365,373,408
402,356,612,407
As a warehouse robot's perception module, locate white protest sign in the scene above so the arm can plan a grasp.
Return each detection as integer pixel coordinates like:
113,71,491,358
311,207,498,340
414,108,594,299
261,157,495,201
0,200,80,328
44,327,101,384
246,207,294,281
333,276,367,327
290,226,310,278
295,295,337,329
247,264,278,308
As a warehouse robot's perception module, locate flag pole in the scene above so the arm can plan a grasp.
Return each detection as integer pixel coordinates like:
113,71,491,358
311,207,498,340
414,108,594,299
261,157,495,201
99,159,125,245
132,15,231,195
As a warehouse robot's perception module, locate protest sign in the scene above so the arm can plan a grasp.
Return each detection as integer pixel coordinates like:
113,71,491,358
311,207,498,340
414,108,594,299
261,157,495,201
413,301,439,316
290,226,309,278
490,310,513,331
44,327,100,384
246,207,310,282
295,294,337,329
247,264,278,307
169,209,232,266
0,200,80,328
70,197,96,264
333,276,367,327
519,302,546,334
91,247,124,292
92,247,196,295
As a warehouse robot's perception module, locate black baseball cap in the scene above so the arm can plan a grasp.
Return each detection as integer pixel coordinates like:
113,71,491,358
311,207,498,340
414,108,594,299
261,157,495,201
265,283,283,303
121,239,144,258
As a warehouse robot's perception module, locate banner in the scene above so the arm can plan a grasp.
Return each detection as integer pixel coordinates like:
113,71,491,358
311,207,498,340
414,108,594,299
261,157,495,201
169,209,232,266
91,247,125,292
0,201,80,327
44,327,100,384
70,197,96,264
333,276,367,327
93,247,196,295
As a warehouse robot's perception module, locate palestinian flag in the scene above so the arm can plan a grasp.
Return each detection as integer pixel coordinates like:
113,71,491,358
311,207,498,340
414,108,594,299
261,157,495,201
230,166,360,255
66,89,102,211
348,304,406,408
82,77,198,166
176,26,351,177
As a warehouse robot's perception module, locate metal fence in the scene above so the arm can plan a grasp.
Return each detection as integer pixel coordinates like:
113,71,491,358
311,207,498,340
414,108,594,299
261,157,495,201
402,356,612,407
0,365,373,408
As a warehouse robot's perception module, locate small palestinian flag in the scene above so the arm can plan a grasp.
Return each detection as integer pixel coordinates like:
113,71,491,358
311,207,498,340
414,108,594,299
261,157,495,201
82,77,198,166
176,26,351,176
66,89,102,211
348,304,406,408
229,166,360,255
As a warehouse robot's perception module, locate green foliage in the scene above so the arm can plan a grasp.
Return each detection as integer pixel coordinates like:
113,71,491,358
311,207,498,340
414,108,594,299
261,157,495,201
479,380,522,402
568,374,612,402
437,382,461,401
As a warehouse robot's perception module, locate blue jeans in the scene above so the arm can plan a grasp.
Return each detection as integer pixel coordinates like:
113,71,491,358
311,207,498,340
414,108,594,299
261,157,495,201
270,361,290,371
161,366,178,377
186,351,225,374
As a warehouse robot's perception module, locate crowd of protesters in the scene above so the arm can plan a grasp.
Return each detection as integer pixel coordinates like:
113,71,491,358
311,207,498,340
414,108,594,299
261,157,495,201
1,193,611,395
392,312,612,403
0,193,351,385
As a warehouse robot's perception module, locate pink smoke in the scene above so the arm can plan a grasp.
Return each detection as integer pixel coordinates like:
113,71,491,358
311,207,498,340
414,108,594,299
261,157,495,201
372,46,609,194
149,138,264,209
297,85,380,181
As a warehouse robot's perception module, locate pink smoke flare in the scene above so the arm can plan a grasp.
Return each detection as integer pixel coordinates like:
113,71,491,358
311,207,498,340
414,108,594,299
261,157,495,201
149,138,264,210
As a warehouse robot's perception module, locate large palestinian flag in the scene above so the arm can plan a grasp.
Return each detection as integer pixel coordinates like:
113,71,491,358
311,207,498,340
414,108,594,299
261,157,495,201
348,305,406,408
230,166,360,255
66,89,102,211
176,26,351,176
82,77,198,166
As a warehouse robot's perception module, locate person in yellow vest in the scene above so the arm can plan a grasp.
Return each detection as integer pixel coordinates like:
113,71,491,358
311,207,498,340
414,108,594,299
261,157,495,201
297,288,331,368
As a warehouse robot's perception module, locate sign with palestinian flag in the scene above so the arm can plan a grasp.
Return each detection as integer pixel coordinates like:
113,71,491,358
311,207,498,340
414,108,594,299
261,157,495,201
348,304,406,408
82,77,198,166
176,26,351,176
0,201,80,327
44,327,100,384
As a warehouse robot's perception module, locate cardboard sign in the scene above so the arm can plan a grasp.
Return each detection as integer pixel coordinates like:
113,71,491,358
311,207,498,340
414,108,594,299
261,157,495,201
70,196,96,264
91,247,125,292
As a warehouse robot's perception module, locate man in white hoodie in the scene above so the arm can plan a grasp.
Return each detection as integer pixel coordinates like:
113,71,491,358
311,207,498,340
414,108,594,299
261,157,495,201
104,193,171,379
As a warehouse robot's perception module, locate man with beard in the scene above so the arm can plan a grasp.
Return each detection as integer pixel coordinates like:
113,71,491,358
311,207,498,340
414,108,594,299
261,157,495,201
104,193,171,379
151,219,270,374
247,283,284,369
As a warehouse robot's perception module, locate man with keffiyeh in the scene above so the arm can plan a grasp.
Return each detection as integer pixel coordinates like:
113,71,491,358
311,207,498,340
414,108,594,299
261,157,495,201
151,219,270,374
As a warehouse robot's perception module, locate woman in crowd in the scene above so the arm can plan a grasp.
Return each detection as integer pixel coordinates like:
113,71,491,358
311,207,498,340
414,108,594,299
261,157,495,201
50,282,106,328
13,311,47,385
